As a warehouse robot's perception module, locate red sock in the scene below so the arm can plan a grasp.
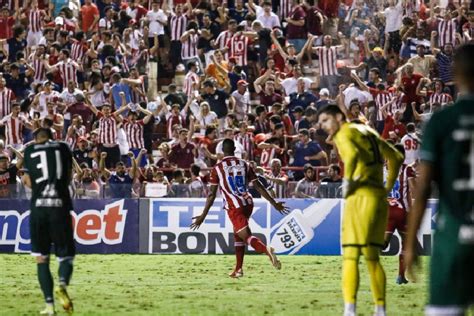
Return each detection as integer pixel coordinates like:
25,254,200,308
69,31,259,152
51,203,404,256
399,253,405,278
246,236,269,256
234,234,245,271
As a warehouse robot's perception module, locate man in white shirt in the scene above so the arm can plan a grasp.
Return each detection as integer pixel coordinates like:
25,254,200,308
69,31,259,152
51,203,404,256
230,80,251,120
256,1,280,29
382,0,404,54
280,66,314,95
146,1,168,57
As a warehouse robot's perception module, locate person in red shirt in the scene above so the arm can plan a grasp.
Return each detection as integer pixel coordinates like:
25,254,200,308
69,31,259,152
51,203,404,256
286,0,307,53
168,128,197,169
80,0,99,33
0,7,16,39
382,109,407,141
318,0,340,37
400,63,423,122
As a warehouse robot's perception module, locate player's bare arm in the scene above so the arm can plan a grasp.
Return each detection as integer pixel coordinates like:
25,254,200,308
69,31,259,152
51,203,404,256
253,179,289,215
190,184,218,230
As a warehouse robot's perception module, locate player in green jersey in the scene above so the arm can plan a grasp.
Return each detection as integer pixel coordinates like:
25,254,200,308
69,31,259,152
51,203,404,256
406,44,474,315
23,128,75,315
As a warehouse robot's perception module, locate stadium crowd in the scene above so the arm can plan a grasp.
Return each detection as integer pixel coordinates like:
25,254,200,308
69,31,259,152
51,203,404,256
0,0,471,199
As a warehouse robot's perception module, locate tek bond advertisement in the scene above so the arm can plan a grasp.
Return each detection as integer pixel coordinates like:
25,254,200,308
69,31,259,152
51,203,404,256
148,198,437,255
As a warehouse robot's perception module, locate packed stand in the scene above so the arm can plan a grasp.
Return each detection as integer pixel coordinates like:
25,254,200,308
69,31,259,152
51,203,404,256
0,0,469,198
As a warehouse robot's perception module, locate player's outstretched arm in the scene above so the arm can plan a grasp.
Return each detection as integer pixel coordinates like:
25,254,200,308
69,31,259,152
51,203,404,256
254,179,290,215
405,162,433,282
190,184,218,230
378,137,404,192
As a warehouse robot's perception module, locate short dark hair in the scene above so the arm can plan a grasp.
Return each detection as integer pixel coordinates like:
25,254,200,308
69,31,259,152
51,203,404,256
406,123,416,133
222,138,235,154
329,164,341,175
190,164,200,177
299,128,309,137
33,127,53,140
255,105,266,116
316,104,346,121
205,126,216,136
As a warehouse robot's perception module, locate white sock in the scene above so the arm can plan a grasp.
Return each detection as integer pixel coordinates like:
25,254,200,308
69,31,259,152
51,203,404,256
344,303,356,316
374,305,386,316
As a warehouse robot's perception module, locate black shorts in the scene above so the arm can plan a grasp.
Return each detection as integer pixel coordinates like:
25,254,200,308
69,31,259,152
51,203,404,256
100,145,121,169
149,35,166,49
388,31,402,54
30,206,75,258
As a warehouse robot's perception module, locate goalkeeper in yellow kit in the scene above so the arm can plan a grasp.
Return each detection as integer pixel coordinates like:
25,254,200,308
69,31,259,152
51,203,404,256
317,105,404,316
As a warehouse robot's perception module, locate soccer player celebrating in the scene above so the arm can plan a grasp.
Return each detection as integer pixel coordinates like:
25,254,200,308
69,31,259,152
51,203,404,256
406,44,474,316
22,128,75,315
317,105,403,316
190,139,289,278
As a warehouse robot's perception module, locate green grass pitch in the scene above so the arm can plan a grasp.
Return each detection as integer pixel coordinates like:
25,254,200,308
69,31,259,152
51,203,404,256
0,254,436,315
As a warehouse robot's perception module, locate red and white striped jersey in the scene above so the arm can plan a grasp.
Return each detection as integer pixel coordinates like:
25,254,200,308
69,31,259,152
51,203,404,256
278,0,292,20
260,147,276,168
267,170,289,199
401,133,420,165
375,91,392,121
170,14,188,41
209,156,257,210
130,76,147,104
396,164,416,210
227,34,249,66
437,18,457,47
0,88,14,118
428,92,452,106
0,114,26,145
97,113,117,145
67,125,86,149
181,33,199,59
234,132,254,161
70,41,87,62
28,9,43,33
316,46,339,76
215,30,233,59
183,71,199,98
56,59,79,87
29,55,46,83
124,119,145,149
166,113,185,139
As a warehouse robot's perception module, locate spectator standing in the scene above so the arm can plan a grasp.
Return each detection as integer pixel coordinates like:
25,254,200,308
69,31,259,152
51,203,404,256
80,0,100,34
201,80,229,131
100,151,138,198
291,129,327,179
169,128,197,169
285,0,307,53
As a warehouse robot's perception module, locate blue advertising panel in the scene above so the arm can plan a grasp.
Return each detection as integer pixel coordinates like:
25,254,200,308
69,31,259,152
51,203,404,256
0,199,139,254
148,198,343,255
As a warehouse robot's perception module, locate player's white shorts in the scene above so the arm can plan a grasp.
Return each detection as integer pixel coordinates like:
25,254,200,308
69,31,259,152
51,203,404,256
27,30,43,48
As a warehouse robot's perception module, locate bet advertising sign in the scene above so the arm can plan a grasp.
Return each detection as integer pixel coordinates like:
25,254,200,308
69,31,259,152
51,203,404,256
0,199,139,254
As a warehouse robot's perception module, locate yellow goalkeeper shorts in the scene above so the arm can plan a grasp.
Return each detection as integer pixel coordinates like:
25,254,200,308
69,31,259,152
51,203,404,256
342,187,388,248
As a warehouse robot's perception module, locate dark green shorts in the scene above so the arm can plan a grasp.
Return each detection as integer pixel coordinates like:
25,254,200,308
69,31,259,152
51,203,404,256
430,212,474,307
30,206,75,258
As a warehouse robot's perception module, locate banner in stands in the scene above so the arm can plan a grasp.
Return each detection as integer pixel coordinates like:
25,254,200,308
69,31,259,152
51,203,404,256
148,198,438,255
0,199,139,254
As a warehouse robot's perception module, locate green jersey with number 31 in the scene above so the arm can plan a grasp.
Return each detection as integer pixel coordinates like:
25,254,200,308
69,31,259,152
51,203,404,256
23,141,73,209
420,98,474,223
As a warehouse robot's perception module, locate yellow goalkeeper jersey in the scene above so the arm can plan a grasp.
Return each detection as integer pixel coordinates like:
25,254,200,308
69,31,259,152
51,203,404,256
333,122,403,193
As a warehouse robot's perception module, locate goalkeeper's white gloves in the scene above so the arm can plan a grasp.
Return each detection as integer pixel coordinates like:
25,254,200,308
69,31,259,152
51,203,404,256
341,179,357,198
